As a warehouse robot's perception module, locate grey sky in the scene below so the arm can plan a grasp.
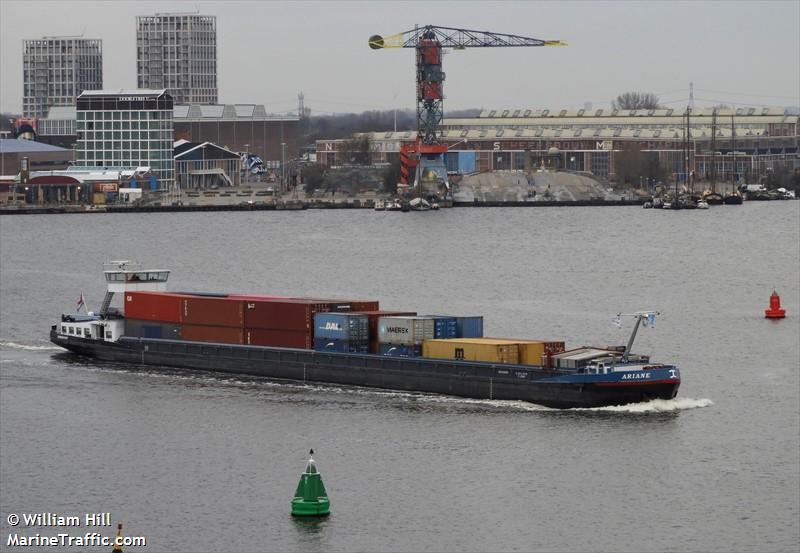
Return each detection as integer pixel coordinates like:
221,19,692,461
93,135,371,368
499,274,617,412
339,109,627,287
1,0,798,116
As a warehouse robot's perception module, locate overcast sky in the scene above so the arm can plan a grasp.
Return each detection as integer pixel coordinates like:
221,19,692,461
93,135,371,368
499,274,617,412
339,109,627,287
1,0,798,115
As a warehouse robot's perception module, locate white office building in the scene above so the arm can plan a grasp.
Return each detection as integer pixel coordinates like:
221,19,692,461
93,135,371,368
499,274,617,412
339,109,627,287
76,89,174,191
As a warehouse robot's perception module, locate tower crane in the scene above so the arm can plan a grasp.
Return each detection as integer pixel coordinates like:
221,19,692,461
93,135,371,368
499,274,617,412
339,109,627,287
369,25,565,199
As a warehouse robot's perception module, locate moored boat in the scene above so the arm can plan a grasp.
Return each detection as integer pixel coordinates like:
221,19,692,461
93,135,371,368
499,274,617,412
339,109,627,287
49,262,681,409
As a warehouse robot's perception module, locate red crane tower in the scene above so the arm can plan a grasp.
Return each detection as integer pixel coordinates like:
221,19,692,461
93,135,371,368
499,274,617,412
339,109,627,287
369,25,565,199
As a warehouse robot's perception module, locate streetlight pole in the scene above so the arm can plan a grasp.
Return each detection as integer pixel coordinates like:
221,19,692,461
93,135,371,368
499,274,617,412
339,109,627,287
281,142,287,193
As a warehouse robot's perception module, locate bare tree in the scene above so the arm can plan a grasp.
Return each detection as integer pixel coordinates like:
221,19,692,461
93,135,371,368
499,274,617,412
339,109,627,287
611,92,661,110
337,135,371,165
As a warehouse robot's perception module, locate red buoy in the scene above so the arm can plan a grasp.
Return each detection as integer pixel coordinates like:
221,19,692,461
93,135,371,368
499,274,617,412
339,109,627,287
765,291,786,319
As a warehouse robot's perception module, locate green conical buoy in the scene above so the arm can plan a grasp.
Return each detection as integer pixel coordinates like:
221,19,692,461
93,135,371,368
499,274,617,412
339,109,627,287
291,449,330,516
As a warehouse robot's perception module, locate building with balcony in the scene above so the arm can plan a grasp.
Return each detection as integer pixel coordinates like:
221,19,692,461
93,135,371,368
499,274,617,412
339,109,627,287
136,13,217,105
22,36,103,118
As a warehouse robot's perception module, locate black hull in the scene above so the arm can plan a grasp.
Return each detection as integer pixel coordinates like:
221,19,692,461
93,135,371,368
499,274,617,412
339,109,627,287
50,330,679,409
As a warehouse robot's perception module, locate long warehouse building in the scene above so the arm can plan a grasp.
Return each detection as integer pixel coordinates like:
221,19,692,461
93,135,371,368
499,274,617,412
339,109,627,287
316,107,799,183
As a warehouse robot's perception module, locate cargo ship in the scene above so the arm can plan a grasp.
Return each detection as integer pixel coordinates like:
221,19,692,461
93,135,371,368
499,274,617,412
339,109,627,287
49,262,681,409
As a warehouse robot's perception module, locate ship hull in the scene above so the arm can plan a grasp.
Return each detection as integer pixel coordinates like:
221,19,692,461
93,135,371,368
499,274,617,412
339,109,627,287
50,328,680,409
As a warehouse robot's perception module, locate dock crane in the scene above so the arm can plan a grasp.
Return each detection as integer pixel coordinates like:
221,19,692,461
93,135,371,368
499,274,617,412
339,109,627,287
369,25,565,199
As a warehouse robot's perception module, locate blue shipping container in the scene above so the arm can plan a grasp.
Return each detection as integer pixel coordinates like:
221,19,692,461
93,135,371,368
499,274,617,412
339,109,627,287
314,313,369,341
458,151,477,174
143,325,162,339
425,316,458,339
314,338,368,353
456,316,484,338
378,343,421,357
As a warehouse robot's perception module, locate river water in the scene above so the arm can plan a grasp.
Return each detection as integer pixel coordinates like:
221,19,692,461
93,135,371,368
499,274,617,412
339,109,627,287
1,203,798,552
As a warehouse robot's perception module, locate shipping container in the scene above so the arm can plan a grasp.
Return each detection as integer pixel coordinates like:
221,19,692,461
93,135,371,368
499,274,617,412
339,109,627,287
305,299,380,312
378,343,422,357
182,324,244,345
124,291,184,323
181,296,244,328
423,316,458,339
314,313,369,342
486,339,566,366
228,294,292,300
241,299,331,332
313,338,369,354
352,311,417,353
378,316,435,346
124,318,181,340
422,338,520,364
245,328,312,349
456,316,484,338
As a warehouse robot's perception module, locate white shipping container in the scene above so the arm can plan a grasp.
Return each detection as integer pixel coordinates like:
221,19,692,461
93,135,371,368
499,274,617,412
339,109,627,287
378,316,435,345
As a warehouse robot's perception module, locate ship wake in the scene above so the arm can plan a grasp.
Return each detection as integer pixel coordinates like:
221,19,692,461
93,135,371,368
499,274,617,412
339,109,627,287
573,397,713,413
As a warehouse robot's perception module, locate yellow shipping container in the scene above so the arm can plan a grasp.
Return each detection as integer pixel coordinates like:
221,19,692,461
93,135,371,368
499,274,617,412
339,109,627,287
485,338,566,366
422,338,520,364
92,192,106,205
517,341,546,365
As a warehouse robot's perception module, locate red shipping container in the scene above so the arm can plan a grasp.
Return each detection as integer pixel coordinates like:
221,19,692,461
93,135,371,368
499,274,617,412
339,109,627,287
305,299,380,312
354,311,417,353
182,324,244,345
242,299,331,331
124,291,184,323
228,294,292,300
181,296,244,328
246,328,312,349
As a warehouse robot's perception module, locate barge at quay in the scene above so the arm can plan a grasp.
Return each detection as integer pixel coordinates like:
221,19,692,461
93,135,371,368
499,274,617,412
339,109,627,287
50,262,681,409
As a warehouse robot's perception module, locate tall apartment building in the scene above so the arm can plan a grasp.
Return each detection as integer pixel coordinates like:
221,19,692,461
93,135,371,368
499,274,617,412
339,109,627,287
22,36,103,118
76,90,174,190
136,13,217,105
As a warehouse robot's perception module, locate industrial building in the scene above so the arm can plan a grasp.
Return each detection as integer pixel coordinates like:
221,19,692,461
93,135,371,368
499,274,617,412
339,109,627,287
174,140,241,188
0,162,153,205
35,103,299,170
0,139,74,175
173,104,299,166
76,89,175,191
22,36,103,118
317,107,799,184
136,12,218,105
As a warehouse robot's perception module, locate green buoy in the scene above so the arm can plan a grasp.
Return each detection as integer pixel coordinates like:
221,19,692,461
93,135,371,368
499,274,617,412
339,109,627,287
291,449,330,517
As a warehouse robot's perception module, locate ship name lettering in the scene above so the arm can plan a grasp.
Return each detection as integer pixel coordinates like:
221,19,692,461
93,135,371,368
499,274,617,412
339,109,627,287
621,372,651,380
386,327,409,333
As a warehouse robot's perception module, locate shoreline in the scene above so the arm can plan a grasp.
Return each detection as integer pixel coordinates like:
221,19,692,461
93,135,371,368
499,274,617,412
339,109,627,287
0,198,649,215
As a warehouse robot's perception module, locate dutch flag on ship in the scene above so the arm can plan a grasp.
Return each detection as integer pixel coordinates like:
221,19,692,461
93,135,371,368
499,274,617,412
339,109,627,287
76,292,86,313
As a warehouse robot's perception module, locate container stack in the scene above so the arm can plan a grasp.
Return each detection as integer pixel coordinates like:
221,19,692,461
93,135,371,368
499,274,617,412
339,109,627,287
124,291,379,348
352,311,417,353
123,291,562,366
377,316,435,357
313,313,370,353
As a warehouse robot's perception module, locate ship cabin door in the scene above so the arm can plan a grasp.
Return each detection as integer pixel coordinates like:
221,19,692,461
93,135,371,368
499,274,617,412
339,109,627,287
91,322,104,340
